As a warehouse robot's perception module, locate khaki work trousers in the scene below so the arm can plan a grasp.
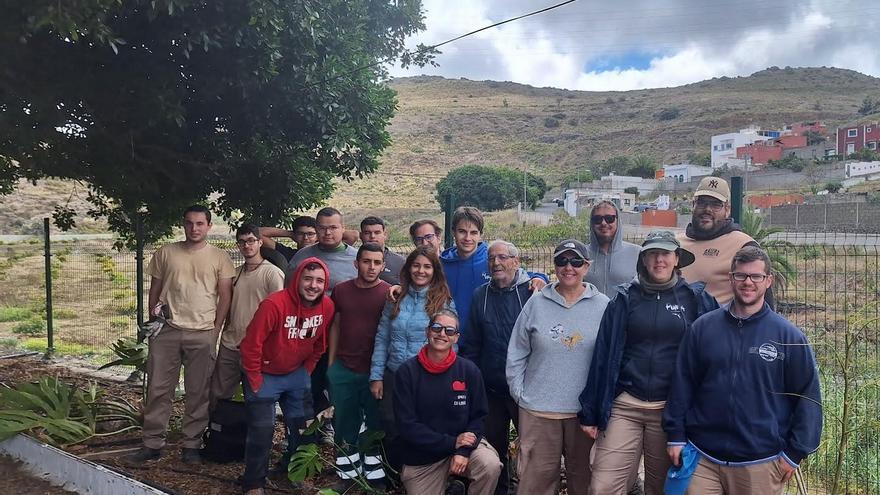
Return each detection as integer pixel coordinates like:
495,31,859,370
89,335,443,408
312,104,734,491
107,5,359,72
589,402,670,495
142,326,218,450
687,457,789,495
400,439,502,495
209,344,242,410
517,409,593,495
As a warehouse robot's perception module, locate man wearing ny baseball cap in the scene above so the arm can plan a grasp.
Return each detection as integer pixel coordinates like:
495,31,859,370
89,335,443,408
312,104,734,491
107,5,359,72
676,177,765,305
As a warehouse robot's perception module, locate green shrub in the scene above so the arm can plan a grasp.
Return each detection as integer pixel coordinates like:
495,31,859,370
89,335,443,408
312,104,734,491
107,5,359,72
0,306,32,322
53,308,78,319
110,316,129,329
657,108,680,121
543,117,560,128
12,318,46,336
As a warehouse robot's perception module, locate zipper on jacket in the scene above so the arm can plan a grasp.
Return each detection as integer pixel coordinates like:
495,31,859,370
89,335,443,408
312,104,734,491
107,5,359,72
726,322,744,455
646,291,661,397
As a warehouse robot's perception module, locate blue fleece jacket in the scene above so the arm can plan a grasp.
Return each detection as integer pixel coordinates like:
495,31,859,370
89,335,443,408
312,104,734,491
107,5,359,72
460,268,533,397
369,286,455,381
579,279,718,429
442,242,547,337
662,303,822,467
394,354,487,466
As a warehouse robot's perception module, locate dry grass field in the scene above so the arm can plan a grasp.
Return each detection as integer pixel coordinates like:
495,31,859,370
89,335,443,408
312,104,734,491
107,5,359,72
2,66,878,233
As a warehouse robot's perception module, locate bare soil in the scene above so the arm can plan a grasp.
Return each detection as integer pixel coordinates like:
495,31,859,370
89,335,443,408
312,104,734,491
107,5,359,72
0,355,358,495
0,454,78,494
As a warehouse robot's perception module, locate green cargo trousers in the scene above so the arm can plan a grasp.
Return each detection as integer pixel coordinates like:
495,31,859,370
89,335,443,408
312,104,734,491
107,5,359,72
327,360,386,481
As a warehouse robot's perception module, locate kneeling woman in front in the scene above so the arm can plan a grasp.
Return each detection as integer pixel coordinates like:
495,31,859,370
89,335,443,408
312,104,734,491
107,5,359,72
393,309,502,495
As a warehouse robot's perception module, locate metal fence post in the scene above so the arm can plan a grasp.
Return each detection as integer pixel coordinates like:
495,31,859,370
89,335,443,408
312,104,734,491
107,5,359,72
730,176,743,223
443,192,454,249
43,218,54,359
135,214,145,330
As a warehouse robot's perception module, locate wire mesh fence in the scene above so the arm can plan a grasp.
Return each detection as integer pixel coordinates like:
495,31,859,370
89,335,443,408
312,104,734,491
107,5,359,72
0,232,878,494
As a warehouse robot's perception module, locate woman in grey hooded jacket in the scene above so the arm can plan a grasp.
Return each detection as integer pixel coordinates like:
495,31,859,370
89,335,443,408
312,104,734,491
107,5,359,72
506,239,610,495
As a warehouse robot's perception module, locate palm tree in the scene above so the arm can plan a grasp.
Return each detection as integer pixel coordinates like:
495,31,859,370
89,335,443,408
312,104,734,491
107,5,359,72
739,209,796,296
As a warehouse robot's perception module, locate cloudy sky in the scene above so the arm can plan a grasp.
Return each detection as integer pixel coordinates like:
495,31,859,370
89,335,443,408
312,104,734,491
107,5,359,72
389,0,880,91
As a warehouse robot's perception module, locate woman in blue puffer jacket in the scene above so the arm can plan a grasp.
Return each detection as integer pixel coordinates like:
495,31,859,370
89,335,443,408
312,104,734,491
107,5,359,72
370,245,455,438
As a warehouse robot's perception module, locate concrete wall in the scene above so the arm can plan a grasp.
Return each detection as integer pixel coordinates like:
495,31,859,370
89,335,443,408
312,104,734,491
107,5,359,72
768,202,880,232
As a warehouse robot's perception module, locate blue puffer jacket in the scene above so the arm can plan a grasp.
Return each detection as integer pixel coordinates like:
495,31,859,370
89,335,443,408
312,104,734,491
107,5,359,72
459,269,533,397
369,286,455,381
578,279,719,429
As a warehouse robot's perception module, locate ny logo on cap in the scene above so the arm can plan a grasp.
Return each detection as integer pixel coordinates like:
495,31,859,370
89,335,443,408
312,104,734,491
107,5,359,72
565,242,575,248
708,180,719,188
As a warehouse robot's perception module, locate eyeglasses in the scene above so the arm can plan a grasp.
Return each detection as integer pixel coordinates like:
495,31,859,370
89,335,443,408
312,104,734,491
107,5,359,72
428,322,459,336
236,238,259,247
414,233,438,244
694,198,725,211
591,215,617,225
554,256,587,268
294,231,317,238
488,254,516,262
730,272,769,282
316,225,341,233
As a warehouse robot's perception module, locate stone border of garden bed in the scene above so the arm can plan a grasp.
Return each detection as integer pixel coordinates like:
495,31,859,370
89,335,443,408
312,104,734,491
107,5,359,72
0,434,169,495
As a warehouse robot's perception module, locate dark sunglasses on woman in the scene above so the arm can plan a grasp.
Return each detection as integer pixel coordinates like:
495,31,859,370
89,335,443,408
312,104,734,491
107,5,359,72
554,256,587,268
428,322,459,336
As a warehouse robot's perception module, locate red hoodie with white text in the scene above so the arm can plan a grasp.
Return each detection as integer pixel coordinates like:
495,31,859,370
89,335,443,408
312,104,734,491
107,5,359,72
240,257,335,392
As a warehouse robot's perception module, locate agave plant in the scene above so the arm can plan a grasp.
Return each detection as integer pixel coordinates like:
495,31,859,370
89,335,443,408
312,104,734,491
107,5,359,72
99,337,148,372
0,376,140,446
739,209,796,295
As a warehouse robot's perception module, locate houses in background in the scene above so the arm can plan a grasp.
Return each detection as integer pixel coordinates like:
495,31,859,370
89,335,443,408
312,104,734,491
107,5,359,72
836,122,880,156
710,121,836,168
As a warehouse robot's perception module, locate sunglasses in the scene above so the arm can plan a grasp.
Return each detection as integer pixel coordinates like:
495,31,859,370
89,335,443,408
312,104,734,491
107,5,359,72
428,322,459,336
554,256,587,268
591,214,617,225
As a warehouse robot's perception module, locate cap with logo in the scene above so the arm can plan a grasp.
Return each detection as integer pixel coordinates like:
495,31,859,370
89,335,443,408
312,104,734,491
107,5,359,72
640,230,695,268
693,177,730,202
553,239,590,260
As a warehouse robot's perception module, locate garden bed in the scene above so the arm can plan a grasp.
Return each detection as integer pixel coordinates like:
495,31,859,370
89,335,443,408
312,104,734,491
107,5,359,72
0,355,352,494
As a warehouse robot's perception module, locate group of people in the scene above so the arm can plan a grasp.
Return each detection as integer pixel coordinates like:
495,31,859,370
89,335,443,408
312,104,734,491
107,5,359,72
124,176,822,495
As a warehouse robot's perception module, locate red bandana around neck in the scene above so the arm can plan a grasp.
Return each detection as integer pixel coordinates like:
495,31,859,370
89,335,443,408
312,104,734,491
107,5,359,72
417,345,457,374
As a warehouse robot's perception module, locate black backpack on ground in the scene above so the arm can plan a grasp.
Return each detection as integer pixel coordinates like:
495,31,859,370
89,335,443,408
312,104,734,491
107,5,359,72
202,399,247,463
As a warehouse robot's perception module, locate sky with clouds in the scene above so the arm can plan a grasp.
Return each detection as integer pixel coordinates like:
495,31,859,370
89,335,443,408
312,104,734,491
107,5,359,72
389,0,880,91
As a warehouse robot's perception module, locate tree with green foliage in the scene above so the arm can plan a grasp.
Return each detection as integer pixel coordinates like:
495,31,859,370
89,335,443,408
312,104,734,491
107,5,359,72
739,209,795,296
850,147,880,162
559,169,594,189
857,96,880,116
686,151,711,167
623,186,639,199
435,165,548,211
1,0,432,246
626,155,657,179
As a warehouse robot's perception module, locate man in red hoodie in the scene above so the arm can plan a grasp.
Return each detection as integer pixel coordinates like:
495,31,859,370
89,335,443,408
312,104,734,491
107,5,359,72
239,258,335,495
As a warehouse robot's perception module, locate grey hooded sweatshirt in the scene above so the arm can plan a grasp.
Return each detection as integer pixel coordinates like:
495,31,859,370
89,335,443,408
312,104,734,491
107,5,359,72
585,202,641,297
506,281,610,414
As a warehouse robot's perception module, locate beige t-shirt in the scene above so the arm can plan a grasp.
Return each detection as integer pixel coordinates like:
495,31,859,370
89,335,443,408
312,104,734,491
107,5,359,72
146,242,235,331
221,261,285,350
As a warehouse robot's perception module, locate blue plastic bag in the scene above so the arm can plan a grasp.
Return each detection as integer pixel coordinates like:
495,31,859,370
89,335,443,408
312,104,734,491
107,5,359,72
664,443,701,495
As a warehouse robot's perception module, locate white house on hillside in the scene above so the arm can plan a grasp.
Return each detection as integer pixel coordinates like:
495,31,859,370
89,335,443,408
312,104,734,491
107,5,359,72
711,126,780,168
662,163,713,183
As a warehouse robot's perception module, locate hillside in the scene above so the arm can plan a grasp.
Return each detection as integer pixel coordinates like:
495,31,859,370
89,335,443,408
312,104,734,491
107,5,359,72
331,66,880,208
1,66,879,233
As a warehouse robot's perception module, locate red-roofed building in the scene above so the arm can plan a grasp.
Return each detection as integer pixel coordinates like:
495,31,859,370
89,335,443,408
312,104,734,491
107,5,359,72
736,135,808,165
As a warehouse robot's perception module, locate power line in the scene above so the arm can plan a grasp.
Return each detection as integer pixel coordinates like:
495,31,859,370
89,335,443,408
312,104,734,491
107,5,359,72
303,0,578,88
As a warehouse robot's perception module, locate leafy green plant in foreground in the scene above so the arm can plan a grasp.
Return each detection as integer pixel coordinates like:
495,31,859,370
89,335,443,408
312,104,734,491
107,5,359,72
0,376,141,446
